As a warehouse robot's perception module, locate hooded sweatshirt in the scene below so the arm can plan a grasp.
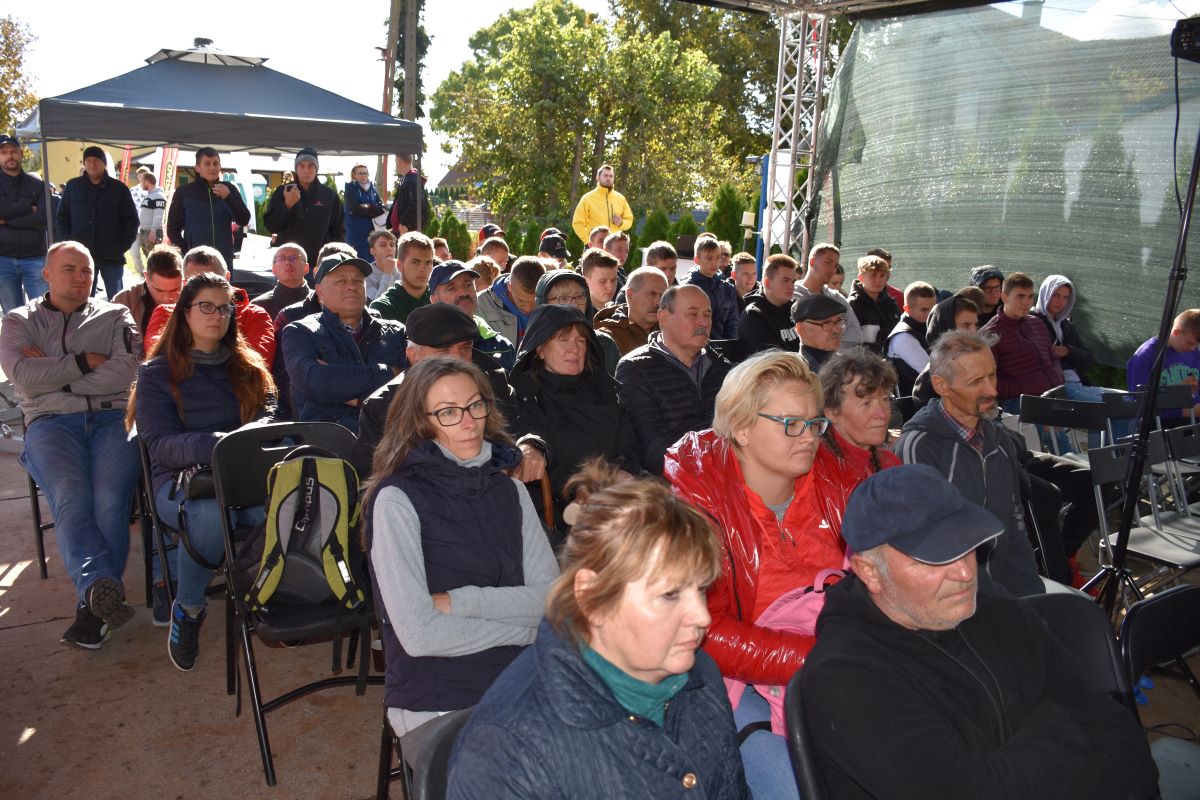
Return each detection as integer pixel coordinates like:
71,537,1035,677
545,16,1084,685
1031,275,1093,384
802,574,1159,800
534,269,620,373
737,293,799,355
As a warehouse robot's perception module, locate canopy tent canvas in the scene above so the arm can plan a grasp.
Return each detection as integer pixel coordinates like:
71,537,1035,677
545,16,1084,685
17,47,422,157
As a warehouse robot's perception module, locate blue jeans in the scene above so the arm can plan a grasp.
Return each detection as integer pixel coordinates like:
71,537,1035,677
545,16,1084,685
1062,380,1132,445
92,260,124,299
733,686,800,800
21,410,140,602
155,480,264,608
0,255,47,313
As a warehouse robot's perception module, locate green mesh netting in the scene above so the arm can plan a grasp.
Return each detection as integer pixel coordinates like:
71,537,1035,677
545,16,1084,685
812,0,1200,366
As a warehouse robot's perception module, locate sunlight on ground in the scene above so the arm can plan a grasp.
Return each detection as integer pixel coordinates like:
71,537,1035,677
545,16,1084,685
18,727,35,745
0,560,33,616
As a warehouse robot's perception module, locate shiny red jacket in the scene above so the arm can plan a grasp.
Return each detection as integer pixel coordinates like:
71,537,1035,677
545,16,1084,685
666,429,862,685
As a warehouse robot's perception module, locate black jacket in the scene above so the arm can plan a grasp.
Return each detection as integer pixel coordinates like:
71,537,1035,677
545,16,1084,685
388,169,432,232
509,305,639,525
803,575,1158,800
56,174,138,262
1031,310,1094,378
737,293,799,355
0,170,47,258
165,177,251,268
263,180,345,267
615,333,732,475
887,313,929,396
848,280,902,352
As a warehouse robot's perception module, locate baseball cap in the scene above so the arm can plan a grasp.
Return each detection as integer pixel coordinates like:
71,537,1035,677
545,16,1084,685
405,303,478,348
428,260,479,294
479,223,505,241
314,253,371,283
842,464,1004,565
540,234,571,260
0,134,20,149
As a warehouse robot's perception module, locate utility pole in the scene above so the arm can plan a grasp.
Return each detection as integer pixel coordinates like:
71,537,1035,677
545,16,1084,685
378,0,402,200
403,0,419,171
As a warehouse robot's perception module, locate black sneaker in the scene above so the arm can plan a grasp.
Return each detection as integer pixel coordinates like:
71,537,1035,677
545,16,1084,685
61,603,109,650
151,582,171,628
85,578,135,631
167,601,206,672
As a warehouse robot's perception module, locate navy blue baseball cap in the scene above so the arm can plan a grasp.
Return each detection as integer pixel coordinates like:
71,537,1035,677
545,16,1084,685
428,260,479,294
842,464,1004,565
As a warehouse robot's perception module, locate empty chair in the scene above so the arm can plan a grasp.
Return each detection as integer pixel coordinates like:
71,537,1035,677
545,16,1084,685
1018,392,1106,460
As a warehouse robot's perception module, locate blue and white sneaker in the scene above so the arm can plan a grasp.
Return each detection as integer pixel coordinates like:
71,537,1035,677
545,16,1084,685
167,601,206,672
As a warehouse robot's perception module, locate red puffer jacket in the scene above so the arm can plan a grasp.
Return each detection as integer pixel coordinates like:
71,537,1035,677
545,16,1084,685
666,429,861,686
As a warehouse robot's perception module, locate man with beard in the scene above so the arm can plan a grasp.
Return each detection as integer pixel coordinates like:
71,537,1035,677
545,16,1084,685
895,331,1044,597
572,164,633,244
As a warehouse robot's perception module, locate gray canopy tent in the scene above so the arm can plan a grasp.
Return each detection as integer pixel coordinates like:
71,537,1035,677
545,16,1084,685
18,45,422,156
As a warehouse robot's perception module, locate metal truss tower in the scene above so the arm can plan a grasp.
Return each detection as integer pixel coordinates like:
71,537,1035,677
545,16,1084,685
763,10,830,259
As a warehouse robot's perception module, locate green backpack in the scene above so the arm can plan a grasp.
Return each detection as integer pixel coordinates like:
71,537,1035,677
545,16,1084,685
242,446,365,612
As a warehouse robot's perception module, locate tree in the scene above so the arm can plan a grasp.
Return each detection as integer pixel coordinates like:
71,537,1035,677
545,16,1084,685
640,206,671,245
0,16,37,138
669,213,700,242
706,183,747,247
522,221,543,256
424,214,440,240
431,0,727,223
440,209,472,260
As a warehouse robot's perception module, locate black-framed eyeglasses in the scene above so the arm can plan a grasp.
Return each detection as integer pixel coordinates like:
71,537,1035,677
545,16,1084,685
188,301,236,317
428,399,491,427
547,292,586,305
756,413,830,437
802,317,846,332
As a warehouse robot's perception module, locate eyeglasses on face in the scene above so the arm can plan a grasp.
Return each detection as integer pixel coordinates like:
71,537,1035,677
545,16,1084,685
756,413,830,437
803,317,846,332
188,301,236,317
547,292,586,305
274,254,305,264
428,399,491,427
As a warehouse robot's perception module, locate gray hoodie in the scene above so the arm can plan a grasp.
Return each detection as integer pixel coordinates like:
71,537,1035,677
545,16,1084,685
0,297,140,423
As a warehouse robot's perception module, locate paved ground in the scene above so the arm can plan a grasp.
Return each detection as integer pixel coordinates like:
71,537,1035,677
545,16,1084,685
0,415,1196,798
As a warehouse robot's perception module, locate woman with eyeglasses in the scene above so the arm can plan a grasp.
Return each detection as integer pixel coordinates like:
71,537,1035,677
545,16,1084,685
363,357,558,744
665,349,861,800
508,304,639,540
128,273,275,671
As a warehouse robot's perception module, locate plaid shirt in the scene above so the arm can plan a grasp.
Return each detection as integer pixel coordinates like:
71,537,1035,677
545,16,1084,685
938,400,985,454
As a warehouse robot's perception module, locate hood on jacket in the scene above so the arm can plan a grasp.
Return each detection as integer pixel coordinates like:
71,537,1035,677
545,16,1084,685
743,293,789,315
535,269,598,318
970,265,1004,287
513,304,604,376
1033,274,1074,324
924,294,965,348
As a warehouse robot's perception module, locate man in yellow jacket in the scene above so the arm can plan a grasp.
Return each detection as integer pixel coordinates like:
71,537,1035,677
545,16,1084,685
572,164,634,243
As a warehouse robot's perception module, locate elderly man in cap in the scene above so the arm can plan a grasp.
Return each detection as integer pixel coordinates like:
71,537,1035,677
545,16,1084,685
281,252,406,432
793,293,847,372
538,233,572,269
351,302,544,479
801,464,1158,800
264,148,345,273
0,133,49,312
428,259,515,369
56,146,139,298
793,242,864,351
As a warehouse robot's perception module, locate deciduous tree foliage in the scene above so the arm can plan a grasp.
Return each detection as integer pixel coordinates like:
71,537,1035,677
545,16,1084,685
0,16,37,138
431,0,728,223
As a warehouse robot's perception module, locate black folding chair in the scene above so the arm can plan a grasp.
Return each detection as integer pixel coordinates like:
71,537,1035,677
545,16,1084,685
784,669,830,800
1018,393,1106,460
214,421,380,786
26,472,51,579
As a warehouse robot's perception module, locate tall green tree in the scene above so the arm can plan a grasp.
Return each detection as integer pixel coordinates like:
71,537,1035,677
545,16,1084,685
0,16,37,137
431,0,727,222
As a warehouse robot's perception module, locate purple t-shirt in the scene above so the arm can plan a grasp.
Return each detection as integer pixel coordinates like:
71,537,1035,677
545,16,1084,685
1126,335,1200,416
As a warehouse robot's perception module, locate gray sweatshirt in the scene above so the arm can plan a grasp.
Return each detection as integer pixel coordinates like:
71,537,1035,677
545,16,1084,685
370,440,560,732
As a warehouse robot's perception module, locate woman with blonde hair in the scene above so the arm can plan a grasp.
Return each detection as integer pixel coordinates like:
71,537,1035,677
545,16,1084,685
666,349,861,799
448,459,749,799
362,357,558,744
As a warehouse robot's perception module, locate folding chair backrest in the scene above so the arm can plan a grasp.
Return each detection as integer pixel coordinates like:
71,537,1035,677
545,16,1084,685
411,706,474,800
212,422,358,509
785,669,830,800
1086,441,1167,487
1155,384,1195,415
1119,584,1200,690
1024,592,1135,713
1019,394,1107,432
1163,423,1200,462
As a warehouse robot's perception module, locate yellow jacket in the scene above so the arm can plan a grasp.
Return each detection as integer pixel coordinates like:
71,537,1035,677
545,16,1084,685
572,186,634,243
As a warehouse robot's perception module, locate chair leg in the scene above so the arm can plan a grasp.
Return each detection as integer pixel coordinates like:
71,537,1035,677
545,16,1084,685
27,474,48,580
239,618,277,786
376,712,394,800
137,488,155,607
226,594,237,697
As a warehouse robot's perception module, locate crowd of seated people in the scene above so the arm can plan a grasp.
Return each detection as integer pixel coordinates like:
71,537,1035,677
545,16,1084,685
5,164,1172,798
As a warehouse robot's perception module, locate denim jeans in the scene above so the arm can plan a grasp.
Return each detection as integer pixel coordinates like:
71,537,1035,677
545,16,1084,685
155,481,264,609
92,260,124,299
0,255,47,313
733,686,800,800
21,410,140,602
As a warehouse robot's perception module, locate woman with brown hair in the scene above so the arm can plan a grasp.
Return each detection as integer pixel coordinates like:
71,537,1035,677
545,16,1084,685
132,272,275,671
448,460,749,799
818,349,902,481
362,357,558,745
